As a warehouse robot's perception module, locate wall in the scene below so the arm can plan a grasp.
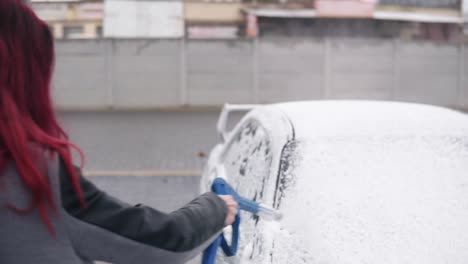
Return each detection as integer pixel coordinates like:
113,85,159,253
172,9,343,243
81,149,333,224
464,0,468,17
186,40,254,104
464,0,468,36
396,42,459,105
54,40,109,108
464,44,468,107
52,38,468,110
111,40,182,107
326,38,394,100
258,38,325,102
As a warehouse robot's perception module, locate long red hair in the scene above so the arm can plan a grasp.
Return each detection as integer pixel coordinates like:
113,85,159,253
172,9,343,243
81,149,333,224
0,0,84,234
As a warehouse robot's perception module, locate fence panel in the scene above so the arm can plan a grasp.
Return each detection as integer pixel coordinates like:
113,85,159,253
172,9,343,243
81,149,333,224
53,40,108,109
258,37,325,103
53,38,465,109
111,39,182,107
328,38,394,100
186,40,254,105
463,44,468,109
397,42,459,106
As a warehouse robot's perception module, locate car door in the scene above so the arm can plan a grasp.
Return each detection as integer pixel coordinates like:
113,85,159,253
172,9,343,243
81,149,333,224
202,107,294,263
218,118,274,263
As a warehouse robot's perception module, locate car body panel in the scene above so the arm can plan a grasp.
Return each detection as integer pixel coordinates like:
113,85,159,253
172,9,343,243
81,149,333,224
201,105,294,263
202,101,468,264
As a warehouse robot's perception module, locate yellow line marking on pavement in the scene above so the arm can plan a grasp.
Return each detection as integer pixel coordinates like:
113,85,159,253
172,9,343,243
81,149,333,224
84,170,202,177
57,105,223,112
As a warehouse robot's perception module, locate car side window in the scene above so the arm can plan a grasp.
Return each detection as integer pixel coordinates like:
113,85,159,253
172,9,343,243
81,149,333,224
220,119,275,261
222,119,273,209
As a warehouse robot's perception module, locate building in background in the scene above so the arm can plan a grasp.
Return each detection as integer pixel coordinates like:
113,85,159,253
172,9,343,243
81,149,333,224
464,0,468,35
314,0,378,17
104,0,184,38
184,0,245,39
32,0,103,39
32,0,468,41
244,0,466,41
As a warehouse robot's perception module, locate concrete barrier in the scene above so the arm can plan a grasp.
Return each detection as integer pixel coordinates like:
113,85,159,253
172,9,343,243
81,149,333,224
328,38,394,100
111,40,182,107
397,41,459,107
54,40,108,109
53,38,467,111
186,40,254,105
463,44,468,108
258,38,325,102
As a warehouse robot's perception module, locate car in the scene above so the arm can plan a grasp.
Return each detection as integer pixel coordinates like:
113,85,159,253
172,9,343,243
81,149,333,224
201,101,468,264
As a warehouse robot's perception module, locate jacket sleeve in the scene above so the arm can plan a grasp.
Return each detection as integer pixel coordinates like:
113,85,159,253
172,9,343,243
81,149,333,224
59,158,228,252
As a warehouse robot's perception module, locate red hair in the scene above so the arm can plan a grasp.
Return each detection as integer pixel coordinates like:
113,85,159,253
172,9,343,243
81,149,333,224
0,0,85,234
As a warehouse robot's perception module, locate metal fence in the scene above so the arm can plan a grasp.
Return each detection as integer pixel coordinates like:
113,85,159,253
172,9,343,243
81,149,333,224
53,37,468,110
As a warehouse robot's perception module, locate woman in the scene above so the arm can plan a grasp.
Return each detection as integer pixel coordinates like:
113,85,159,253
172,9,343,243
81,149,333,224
0,0,237,263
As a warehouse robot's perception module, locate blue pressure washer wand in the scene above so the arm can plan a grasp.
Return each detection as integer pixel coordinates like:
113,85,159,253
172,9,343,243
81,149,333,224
202,178,283,264
212,178,283,221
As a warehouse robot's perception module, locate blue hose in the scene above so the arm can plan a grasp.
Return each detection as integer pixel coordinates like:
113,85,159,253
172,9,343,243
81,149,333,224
202,178,261,264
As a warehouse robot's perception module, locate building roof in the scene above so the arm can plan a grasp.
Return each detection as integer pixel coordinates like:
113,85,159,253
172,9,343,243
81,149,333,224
380,0,460,8
243,7,465,23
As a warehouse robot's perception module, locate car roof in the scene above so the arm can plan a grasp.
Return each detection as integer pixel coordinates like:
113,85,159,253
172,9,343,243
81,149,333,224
262,101,468,262
270,101,468,139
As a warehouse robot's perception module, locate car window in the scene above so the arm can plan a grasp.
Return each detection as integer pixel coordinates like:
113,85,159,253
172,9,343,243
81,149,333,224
220,119,274,261
222,120,273,203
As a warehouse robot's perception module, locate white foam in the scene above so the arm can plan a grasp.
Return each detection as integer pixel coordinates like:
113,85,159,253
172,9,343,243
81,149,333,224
271,135,468,263
214,102,468,263
275,101,468,138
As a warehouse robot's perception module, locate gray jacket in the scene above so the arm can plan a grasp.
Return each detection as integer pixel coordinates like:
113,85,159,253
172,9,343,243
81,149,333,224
0,155,225,264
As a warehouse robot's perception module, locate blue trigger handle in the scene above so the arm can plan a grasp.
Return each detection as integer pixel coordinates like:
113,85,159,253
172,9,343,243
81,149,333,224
212,178,260,215
202,177,256,264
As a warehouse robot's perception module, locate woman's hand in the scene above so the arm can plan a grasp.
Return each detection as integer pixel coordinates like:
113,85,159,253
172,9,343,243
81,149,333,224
218,195,238,226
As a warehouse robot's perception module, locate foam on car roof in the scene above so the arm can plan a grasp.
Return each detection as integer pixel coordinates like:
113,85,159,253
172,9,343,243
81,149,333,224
273,101,468,138
245,101,468,264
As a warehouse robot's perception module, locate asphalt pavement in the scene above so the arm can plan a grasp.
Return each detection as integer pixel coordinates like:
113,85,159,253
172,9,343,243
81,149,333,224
58,110,228,172
58,110,243,264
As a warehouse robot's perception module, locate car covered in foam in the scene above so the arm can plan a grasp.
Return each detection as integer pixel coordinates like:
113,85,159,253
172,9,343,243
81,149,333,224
201,101,468,264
